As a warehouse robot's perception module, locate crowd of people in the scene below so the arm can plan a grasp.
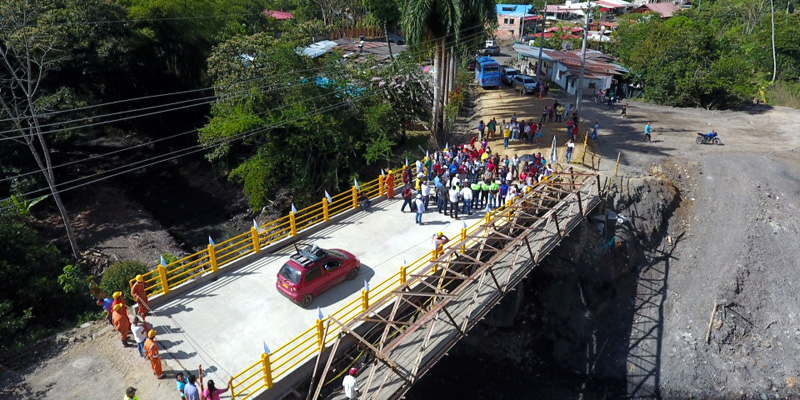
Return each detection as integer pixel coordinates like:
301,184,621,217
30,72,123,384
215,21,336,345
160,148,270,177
386,136,557,225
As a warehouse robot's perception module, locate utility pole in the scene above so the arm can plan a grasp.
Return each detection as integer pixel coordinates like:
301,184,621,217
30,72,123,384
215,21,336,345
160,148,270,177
575,0,591,118
536,0,548,78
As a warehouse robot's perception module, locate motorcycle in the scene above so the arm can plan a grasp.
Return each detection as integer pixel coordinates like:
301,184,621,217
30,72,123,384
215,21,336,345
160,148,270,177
696,132,722,145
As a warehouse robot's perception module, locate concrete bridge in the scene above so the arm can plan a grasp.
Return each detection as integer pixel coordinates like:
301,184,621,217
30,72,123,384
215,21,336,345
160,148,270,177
138,167,600,400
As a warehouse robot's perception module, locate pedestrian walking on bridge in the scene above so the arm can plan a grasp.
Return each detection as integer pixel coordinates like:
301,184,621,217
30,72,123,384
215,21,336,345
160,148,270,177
343,368,361,400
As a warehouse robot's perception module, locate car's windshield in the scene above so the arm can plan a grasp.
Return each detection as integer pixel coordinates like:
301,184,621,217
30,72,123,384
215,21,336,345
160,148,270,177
327,249,346,259
279,263,302,284
522,77,535,83
506,69,518,75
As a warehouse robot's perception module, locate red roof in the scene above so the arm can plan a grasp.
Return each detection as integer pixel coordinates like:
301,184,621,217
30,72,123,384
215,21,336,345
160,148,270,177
596,0,628,8
634,3,680,17
524,15,543,20
263,10,294,20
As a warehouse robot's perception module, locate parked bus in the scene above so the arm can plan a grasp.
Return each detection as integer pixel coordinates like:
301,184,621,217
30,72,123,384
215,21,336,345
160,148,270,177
475,56,501,88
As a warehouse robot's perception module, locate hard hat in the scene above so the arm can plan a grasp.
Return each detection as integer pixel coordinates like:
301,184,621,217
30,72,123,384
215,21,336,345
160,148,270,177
388,169,393,174
113,303,123,312
136,275,144,282
112,291,122,299
349,367,358,375
148,329,157,338
437,232,444,238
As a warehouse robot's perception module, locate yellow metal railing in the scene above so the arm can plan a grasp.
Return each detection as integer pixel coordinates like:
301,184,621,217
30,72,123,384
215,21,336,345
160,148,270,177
228,176,563,400
128,167,412,297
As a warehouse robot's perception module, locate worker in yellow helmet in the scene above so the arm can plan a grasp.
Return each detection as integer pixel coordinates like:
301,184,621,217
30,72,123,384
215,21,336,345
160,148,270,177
144,329,166,379
131,274,150,320
112,303,131,347
386,170,395,200
434,232,450,253
111,291,127,314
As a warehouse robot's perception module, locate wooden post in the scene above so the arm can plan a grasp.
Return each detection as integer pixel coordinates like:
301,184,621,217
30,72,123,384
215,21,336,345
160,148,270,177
157,264,170,295
705,302,718,344
614,152,621,177
322,197,330,222
207,244,219,273
250,227,261,254
576,191,584,216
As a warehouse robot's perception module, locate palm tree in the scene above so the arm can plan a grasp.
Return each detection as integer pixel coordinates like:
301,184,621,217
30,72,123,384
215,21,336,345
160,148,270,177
402,0,495,143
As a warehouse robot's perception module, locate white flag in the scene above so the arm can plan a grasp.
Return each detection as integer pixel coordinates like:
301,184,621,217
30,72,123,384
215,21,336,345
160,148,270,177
381,169,385,177
364,279,370,292
324,190,333,203
354,179,361,191
253,218,260,229
263,341,270,354
160,255,167,268
291,203,298,214
549,135,558,164
317,307,324,320
208,236,216,246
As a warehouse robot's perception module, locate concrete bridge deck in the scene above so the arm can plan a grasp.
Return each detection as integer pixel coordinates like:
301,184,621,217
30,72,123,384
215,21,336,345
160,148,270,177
147,197,493,386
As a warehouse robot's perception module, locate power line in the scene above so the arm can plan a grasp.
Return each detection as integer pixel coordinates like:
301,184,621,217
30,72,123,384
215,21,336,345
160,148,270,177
0,28,487,203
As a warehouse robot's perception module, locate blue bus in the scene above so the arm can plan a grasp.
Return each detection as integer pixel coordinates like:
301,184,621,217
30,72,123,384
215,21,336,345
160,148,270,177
475,56,501,88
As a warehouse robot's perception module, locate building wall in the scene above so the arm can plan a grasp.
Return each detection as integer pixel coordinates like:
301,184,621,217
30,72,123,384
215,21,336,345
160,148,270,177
496,15,522,39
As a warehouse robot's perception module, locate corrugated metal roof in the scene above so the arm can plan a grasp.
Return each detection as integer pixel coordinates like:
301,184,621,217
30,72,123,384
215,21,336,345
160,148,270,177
496,4,537,17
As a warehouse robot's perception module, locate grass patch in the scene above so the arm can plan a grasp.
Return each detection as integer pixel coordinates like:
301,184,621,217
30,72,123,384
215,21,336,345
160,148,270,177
766,81,800,109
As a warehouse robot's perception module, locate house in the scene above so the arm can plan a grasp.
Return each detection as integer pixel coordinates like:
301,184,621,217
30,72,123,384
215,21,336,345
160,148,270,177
631,2,680,18
263,10,294,20
512,43,628,95
495,4,541,40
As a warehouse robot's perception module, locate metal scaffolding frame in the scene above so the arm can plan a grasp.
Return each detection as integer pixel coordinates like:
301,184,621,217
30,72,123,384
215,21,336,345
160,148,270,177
310,169,601,400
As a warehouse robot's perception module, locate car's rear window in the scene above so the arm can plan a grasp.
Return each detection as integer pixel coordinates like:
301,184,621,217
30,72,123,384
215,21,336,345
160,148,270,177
279,263,301,284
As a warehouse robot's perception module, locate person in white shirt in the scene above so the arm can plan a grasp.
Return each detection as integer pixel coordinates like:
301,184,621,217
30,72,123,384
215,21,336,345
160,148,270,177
566,139,576,163
448,185,460,219
131,317,147,358
511,154,520,178
460,184,473,215
420,180,431,210
343,368,360,399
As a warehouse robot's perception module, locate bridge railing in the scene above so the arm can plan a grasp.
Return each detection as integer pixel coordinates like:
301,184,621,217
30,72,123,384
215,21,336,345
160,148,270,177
228,175,581,400
128,168,410,298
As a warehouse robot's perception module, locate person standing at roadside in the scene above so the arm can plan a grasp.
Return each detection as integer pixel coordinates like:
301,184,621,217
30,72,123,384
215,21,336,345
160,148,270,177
540,106,548,124
448,185,460,220
415,194,426,225
203,378,233,400
132,317,147,357
144,330,166,379
478,119,486,141
112,303,131,347
590,121,599,140
386,170,395,199
503,125,511,149
131,275,149,320
566,139,575,163
400,184,413,212
487,118,497,139
184,375,200,400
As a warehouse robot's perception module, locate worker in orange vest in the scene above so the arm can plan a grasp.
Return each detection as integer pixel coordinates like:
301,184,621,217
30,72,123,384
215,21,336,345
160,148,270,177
144,329,166,379
111,291,127,313
112,303,131,347
131,275,150,318
386,170,395,199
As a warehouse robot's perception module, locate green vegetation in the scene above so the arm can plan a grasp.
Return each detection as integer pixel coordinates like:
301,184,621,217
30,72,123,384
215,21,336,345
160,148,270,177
99,261,149,305
611,1,800,109
0,208,90,354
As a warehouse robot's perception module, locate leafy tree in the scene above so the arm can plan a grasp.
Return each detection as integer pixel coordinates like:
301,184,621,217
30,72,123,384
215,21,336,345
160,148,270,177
100,260,149,305
0,207,88,353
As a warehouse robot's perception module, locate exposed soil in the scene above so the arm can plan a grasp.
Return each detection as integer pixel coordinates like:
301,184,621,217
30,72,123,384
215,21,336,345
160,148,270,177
4,66,800,399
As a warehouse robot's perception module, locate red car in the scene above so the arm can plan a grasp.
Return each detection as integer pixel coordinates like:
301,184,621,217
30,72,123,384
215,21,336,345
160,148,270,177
276,245,361,307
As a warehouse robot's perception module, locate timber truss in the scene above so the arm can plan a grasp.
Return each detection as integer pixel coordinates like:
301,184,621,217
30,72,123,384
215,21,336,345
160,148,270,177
310,169,601,400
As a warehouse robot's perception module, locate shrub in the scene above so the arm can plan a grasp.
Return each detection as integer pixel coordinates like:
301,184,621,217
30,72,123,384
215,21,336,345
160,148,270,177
100,261,149,305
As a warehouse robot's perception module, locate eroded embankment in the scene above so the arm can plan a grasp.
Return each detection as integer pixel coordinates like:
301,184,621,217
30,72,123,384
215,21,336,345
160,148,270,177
407,173,680,399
